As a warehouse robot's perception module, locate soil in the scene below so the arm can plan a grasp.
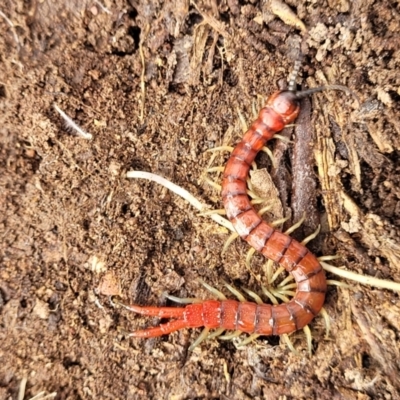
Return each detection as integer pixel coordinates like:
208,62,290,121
1,0,400,399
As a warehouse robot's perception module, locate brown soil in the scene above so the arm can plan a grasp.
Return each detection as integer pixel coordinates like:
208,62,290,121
1,1,400,399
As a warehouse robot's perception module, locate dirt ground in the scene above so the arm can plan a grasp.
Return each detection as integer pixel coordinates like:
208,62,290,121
1,0,400,399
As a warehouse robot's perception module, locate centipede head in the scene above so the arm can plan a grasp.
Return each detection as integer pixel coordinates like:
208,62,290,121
267,90,301,125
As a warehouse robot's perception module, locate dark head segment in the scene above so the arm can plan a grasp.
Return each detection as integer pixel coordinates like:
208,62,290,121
267,90,301,124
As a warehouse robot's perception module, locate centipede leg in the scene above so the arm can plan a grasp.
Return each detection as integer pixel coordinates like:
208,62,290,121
260,146,277,168
237,333,260,347
123,304,186,318
123,303,192,339
164,293,202,304
281,334,300,356
191,323,226,350
204,176,222,191
270,215,291,228
206,146,234,153
189,327,211,351
206,166,225,173
199,208,226,217
284,213,306,235
259,288,277,306
319,307,331,339
223,281,246,302
303,325,313,357
219,330,242,341
237,108,248,132
198,279,227,301
203,146,233,190
301,224,321,245
273,133,293,144
207,327,226,339
221,231,239,254
245,248,257,270
242,288,263,305
256,202,274,215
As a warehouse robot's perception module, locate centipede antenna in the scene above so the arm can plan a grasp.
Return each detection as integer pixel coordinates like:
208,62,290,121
288,59,302,92
296,84,360,105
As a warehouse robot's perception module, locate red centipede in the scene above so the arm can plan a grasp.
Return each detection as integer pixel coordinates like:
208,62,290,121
219,89,326,335
122,64,352,344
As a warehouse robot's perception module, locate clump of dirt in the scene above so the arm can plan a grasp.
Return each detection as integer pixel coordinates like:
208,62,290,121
1,0,399,398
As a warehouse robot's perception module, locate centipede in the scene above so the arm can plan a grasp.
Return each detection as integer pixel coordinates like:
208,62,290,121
121,62,352,347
